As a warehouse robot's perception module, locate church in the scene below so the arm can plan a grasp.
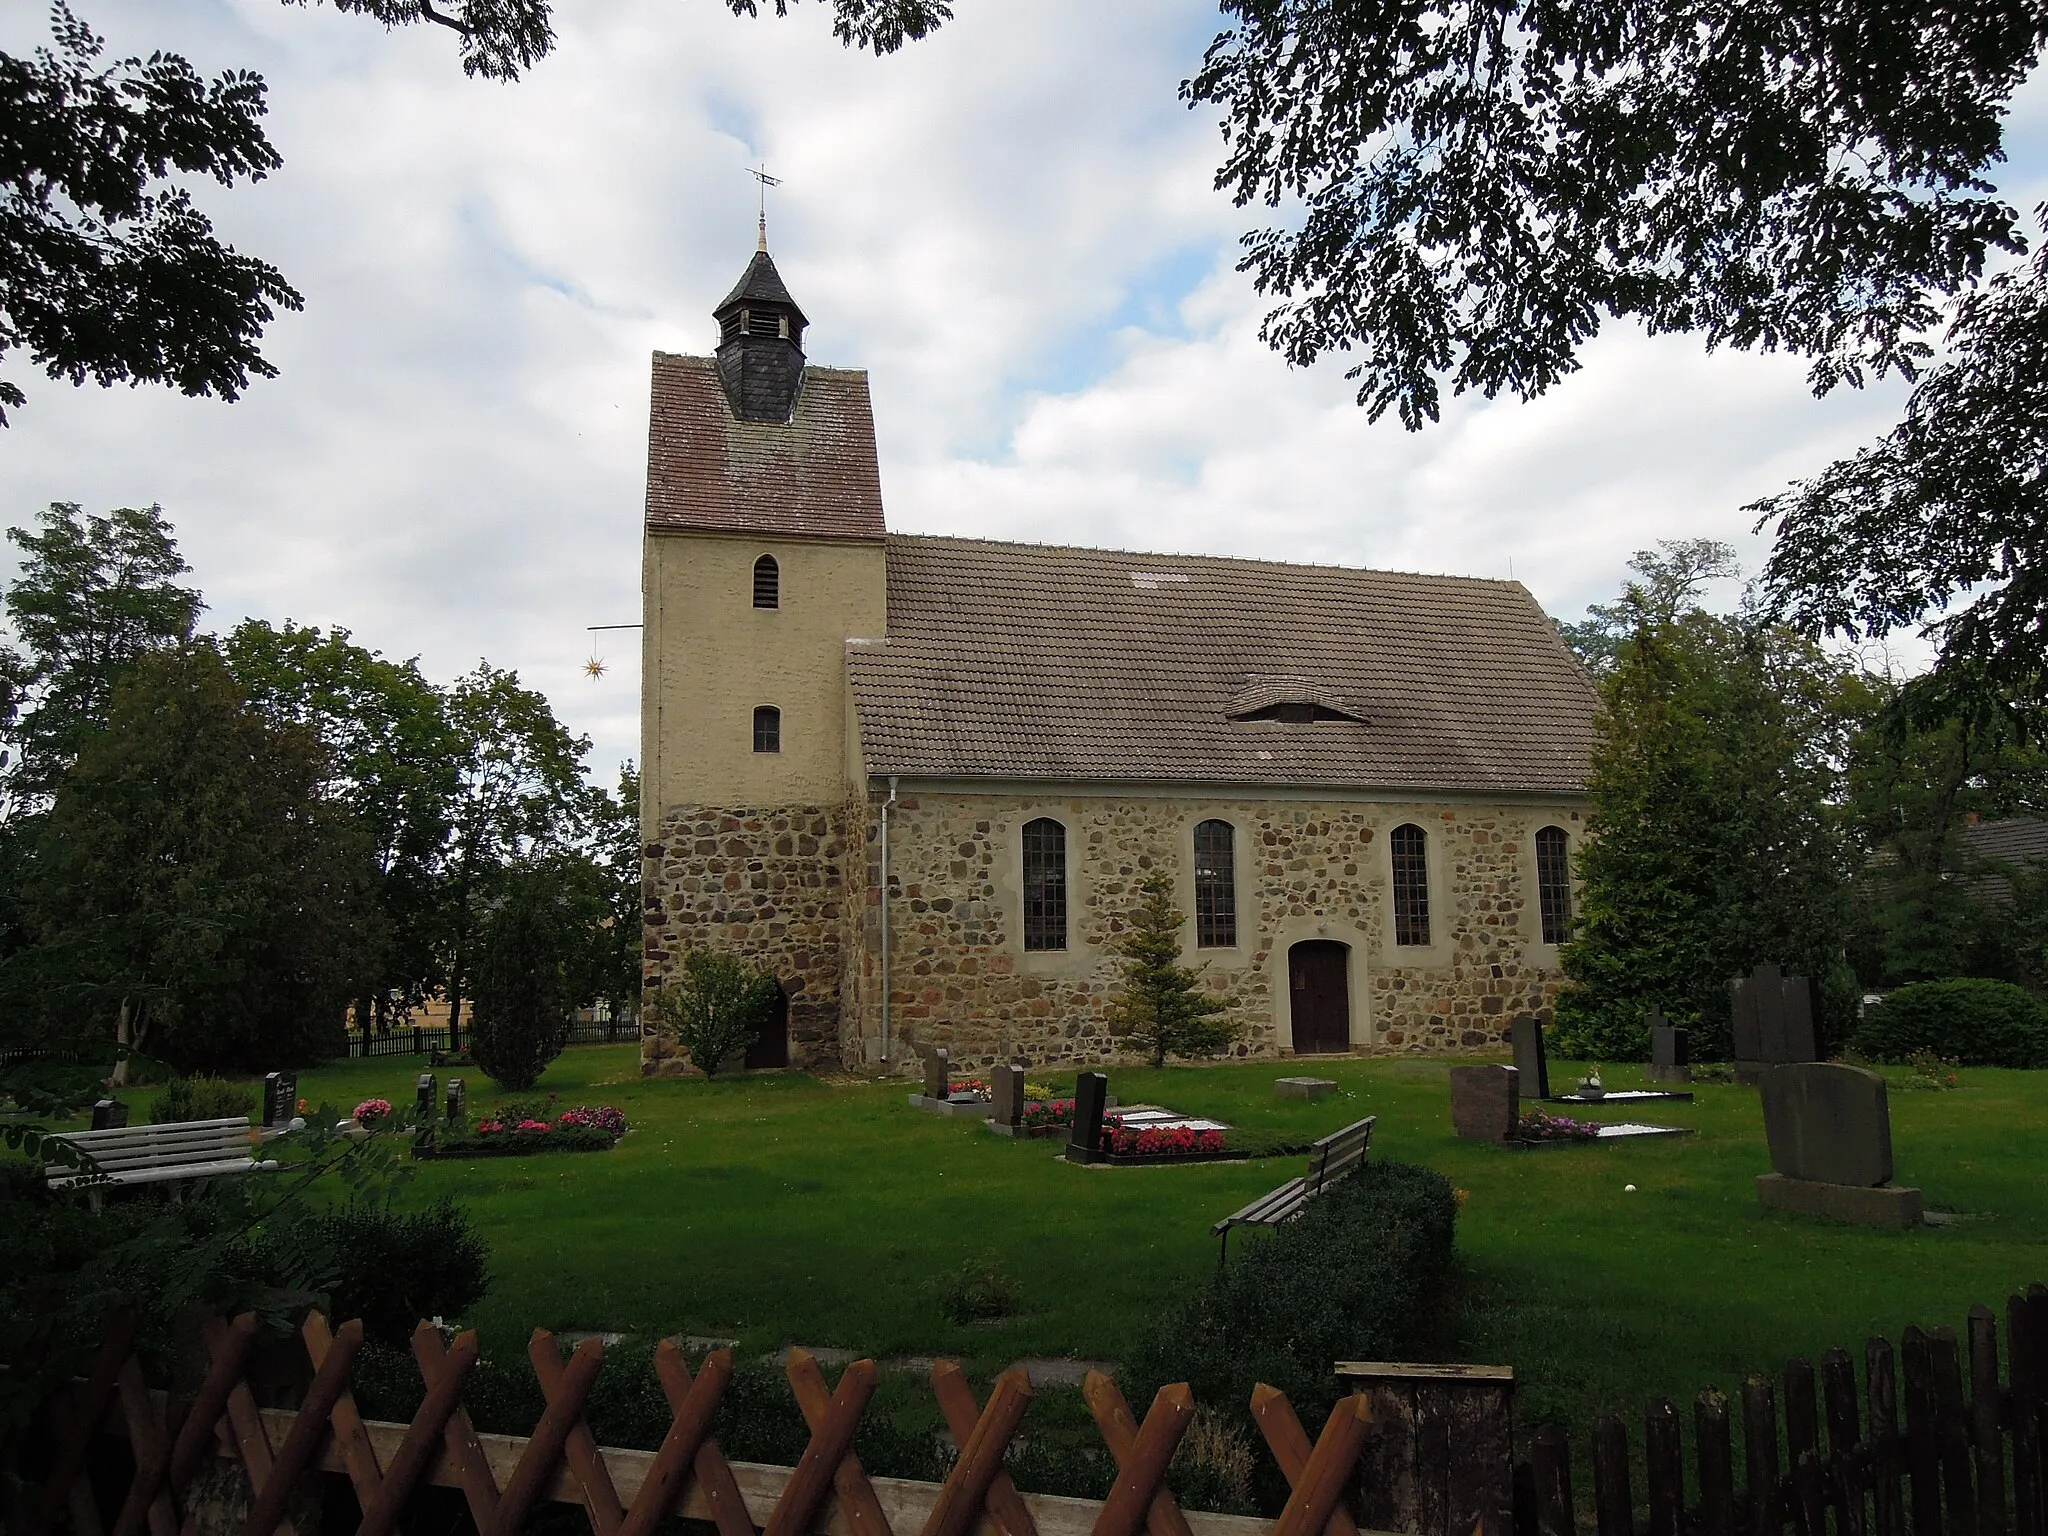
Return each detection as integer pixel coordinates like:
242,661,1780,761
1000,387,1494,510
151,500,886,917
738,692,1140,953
638,239,1600,1074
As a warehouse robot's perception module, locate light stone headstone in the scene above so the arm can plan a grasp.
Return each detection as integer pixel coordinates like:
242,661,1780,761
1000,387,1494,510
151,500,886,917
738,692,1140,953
1509,1015,1550,1100
992,1065,1025,1127
1450,1065,1520,1143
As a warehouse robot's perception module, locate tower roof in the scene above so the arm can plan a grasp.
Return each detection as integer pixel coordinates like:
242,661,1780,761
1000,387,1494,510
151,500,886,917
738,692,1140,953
714,248,807,326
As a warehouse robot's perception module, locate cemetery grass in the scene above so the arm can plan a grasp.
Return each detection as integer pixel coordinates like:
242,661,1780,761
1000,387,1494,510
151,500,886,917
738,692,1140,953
81,1048,2048,1438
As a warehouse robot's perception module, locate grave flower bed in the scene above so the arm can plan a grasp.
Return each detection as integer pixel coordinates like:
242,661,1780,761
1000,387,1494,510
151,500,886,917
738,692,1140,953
1517,1109,1600,1143
1020,1097,1075,1131
1094,1114,1252,1165
353,1097,394,1129
421,1104,630,1158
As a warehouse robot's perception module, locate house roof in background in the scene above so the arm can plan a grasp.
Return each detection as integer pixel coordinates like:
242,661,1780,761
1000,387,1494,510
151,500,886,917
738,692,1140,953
1960,817,2048,867
644,354,883,541
846,536,1600,794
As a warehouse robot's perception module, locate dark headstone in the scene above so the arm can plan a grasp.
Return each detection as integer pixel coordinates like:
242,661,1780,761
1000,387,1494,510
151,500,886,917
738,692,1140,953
91,1098,130,1131
415,1073,437,1121
1731,967,1767,1065
1733,964,1819,1080
1067,1072,1109,1163
922,1048,949,1103
262,1071,298,1128
445,1078,466,1124
1450,1065,1520,1143
1648,1018,1690,1083
1759,1063,1894,1187
1509,1015,1550,1100
992,1064,1025,1127
1768,976,1819,1065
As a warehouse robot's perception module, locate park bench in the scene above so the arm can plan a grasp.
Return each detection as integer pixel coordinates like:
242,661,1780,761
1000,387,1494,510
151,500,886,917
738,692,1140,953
44,1116,281,1208
1210,1113,1375,1264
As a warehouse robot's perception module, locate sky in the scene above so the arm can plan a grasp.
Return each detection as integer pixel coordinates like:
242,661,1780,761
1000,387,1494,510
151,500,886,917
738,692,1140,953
5,0,2047,783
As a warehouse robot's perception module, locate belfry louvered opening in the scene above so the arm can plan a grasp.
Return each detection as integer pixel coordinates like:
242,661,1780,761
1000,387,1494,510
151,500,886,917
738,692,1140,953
753,555,780,609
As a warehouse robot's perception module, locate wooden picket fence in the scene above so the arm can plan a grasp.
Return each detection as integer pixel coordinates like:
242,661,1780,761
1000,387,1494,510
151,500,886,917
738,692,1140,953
1517,1285,2048,1536
27,1308,1372,1536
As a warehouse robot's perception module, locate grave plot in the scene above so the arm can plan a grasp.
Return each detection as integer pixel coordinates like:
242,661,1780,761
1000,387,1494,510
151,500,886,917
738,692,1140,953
904,1047,994,1117
1452,1065,1694,1146
1510,1014,1694,1104
1062,1073,1250,1165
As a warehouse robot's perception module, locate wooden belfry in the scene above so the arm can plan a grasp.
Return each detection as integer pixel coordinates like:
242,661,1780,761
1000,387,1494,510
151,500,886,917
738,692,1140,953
32,1307,1374,1536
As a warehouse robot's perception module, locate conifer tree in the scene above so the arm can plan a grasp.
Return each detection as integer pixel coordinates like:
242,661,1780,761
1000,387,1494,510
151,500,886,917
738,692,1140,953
468,868,570,1090
1112,873,1236,1068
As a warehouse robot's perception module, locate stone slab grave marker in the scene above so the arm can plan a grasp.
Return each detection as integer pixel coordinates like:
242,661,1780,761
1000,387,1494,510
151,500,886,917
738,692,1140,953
1276,1076,1336,1101
415,1072,436,1122
991,1064,1025,1128
91,1098,129,1131
1756,1062,1922,1227
1647,1014,1690,1083
1509,1014,1550,1100
1732,963,1818,1083
1066,1071,1109,1163
262,1071,298,1129
1451,1065,1520,1143
445,1077,465,1125
908,1045,992,1116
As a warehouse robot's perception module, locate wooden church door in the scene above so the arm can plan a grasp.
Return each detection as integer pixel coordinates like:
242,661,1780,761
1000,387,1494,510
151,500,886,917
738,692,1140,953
744,983,790,1070
1288,941,1351,1054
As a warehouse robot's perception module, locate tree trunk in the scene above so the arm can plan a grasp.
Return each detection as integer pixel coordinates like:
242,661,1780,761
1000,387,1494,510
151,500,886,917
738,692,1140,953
111,997,131,1086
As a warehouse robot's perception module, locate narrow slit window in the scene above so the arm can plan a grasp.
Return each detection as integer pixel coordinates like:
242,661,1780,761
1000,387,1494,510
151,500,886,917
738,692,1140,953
1194,819,1237,948
1536,826,1573,944
1022,818,1067,951
1390,823,1431,946
752,705,781,754
753,555,780,609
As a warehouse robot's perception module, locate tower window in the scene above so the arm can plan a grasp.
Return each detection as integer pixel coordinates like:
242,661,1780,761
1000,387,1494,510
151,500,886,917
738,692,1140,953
1194,819,1237,948
1390,823,1431,946
753,706,781,754
719,314,741,344
1536,826,1573,944
747,310,782,337
1022,818,1067,951
753,555,780,609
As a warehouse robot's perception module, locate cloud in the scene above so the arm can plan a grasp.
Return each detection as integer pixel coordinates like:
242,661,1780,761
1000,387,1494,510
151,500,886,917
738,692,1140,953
0,0,2003,778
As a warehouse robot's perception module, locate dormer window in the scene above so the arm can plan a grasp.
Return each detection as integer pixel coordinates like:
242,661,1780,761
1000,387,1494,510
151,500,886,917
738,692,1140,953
1226,677,1369,725
753,554,780,609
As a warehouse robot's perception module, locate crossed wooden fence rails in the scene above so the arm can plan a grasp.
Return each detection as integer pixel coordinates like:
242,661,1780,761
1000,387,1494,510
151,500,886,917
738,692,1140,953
1517,1286,2048,1536
29,1309,1372,1536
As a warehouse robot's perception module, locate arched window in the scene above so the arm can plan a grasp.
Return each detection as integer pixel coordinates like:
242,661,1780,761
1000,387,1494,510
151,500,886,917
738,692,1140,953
1390,823,1431,946
1022,818,1067,951
752,705,781,754
1536,826,1573,944
752,555,780,609
1194,819,1237,948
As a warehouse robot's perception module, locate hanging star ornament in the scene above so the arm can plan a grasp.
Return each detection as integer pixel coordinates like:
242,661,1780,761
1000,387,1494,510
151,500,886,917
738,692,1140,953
583,657,606,679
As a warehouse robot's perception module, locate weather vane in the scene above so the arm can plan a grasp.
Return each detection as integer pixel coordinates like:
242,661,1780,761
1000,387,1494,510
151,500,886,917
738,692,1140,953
750,163,781,249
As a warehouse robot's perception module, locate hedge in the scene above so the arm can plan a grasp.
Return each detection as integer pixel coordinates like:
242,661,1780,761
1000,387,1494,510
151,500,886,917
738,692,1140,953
1850,978,2048,1068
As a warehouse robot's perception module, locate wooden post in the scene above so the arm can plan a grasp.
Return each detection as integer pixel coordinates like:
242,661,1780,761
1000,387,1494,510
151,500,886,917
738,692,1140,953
1822,1349,1867,1536
1695,1390,1736,1536
1531,1425,1574,1536
1591,1415,1632,1536
1869,1338,1906,1536
1743,1375,1782,1536
1336,1361,1516,1536
1644,1400,1682,1536
1966,1308,2004,1536
1902,1328,1943,1536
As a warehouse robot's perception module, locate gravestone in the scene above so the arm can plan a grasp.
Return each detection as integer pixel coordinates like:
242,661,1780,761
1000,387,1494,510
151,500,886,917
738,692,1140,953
1509,1015,1551,1100
1067,1072,1109,1163
1275,1076,1337,1101
445,1078,466,1125
91,1098,130,1130
923,1048,949,1103
992,1064,1025,1127
1647,1015,1690,1084
1450,1065,1519,1143
415,1073,436,1121
262,1071,298,1128
1755,1063,1921,1228
1732,964,1819,1083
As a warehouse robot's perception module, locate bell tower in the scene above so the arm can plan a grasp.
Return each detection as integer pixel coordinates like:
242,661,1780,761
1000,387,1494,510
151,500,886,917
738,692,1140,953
712,234,809,423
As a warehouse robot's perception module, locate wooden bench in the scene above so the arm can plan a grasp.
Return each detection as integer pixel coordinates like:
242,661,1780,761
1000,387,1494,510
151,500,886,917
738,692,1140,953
45,1116,280,1207
1210,1113,1375,1263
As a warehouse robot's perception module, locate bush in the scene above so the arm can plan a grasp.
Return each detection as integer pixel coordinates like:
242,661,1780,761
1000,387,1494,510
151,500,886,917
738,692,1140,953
297,1197,493,1345
647,950,780,1076
1124,1158,1458,1445
1850,978,2048,1068
149,1077,257,1124
424,1126,617,1157
470,872,572,1091
936,1254,1021,1322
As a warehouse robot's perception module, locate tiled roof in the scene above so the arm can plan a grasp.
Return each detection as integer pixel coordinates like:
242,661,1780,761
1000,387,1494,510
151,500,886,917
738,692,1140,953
846,536,1599,794
1959,817,2048,866
715,249,807,326
644,354,884,541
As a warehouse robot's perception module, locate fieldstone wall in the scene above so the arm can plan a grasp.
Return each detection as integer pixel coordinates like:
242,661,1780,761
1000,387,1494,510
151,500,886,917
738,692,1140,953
838,791,1577,1071
641,802,851,1072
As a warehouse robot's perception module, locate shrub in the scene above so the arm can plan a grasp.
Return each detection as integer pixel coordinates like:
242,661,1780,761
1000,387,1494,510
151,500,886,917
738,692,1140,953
470,872,572,1091
1124,1158,1458,1451
297,1197,493,1345
149,1077,256,1124
1850,978,2048,1068
426,1126,617,1157
647,950,780,1076
936,1254,1021,1322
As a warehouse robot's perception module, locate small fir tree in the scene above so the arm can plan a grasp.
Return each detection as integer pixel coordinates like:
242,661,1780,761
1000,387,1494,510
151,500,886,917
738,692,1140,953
468,871,570,1091
1113,874,1236,1067
648,950,780,1077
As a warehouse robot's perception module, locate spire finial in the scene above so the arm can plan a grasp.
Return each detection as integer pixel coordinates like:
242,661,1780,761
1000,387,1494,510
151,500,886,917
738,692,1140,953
750,162,781,252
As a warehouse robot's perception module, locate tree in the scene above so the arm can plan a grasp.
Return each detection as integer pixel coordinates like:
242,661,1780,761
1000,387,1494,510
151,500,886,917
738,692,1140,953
645,948,777,1076
1111,873,1236,1067
1756,235,2048,699
1551,550,1854,1061
467,865,570,1090
0,502,203,816
20,642,373,1075
0,5,299,424
1184,1,2044,429
1555,539,1742,676
556,763,642,1030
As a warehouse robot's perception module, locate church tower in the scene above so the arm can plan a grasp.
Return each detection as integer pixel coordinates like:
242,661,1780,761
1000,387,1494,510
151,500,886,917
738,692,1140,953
639,240,887,1070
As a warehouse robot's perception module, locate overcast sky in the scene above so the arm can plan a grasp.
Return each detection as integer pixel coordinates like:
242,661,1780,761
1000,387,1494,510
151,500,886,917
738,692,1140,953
5,0,2046,783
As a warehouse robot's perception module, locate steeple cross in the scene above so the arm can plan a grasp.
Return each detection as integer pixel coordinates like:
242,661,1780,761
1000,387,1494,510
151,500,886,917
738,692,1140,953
750,163,781,250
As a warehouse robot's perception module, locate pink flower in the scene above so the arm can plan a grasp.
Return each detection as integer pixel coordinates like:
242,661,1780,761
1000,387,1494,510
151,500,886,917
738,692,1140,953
517,1118,552,1132
353,1098,394,1126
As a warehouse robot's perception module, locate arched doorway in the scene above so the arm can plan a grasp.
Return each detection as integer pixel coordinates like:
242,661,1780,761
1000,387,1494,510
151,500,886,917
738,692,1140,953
1288,941,1351,1054
744,982,791,1070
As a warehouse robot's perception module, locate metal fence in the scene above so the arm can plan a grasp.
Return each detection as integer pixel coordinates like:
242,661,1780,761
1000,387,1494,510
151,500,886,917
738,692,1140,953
341,1018,640,1059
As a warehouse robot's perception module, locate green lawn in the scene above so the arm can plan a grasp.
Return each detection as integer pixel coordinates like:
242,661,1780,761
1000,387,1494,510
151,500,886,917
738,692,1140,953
266,1047,2048,1436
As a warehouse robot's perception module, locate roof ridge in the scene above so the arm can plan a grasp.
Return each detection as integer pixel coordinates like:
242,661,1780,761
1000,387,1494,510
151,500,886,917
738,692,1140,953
883,531,1527,587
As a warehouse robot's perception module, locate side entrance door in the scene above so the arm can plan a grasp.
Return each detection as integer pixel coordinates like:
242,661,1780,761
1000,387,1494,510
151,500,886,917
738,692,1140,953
1288,941,1351,1054
744,984,791,1070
